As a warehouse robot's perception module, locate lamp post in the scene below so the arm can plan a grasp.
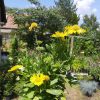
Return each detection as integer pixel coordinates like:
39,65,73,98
0,0,7,65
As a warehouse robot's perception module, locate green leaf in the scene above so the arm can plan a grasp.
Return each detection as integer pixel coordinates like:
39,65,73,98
50,78,58,85
24,83,34,88
27,91,34,99
18,96,31,100
23,88,29,92
46,89,63,96
33,96,41,100
61,97,66,100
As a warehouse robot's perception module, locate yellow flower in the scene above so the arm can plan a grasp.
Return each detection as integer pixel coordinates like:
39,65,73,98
30,74,43,86
64,25,86,35
64,25,72,31
77,28,86,34
44,75,50,81
29,22,38,31
30,73,50,86
8,65,23,72
51,31,67,38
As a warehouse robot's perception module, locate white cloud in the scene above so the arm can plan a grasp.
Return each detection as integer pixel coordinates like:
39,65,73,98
74,0,97,23
92,8,97,13
74,0,96,15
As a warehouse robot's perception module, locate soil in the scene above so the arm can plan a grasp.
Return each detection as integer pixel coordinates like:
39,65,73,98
65,84,100,100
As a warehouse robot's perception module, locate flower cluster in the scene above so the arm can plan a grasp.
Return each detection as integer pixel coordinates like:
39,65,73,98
29,22,38,31
30,73,50,86
8,65,24,72
51,25,86,38
64,25,86,35
51,31,67,38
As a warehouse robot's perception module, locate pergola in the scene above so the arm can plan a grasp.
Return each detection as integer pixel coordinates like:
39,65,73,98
0,0,7,64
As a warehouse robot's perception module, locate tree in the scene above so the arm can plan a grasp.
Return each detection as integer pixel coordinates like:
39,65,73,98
6,0,79,49
55,0,79,24
7,6,66,48
27,0,40,5
75,14,100,55
81,14,99,38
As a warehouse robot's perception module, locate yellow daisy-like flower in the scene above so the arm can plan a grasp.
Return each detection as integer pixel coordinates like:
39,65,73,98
77,28,86,34
30,74,43,86
51,31,67,38
29,22,38,31
30,73,50,86
44,75,50,81
64,25,72,31
64,25,86,35
40,74,50,81
8,65,23,72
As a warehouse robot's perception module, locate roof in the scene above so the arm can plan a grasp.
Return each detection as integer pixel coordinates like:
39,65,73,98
1,14,18,29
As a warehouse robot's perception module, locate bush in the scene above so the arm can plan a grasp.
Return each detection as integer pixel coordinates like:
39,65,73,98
80,81,98,97
89,67,100,81
71,57,89,72
8,51,66,99
7,23,87,99
11,36,19,65
0,61,16,99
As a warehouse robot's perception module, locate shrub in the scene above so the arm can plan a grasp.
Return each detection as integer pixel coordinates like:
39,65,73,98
89,67,100,81
71,57,89,72
0,62,16,99
8,51,66,99
80,81,98,97
11,36,19,65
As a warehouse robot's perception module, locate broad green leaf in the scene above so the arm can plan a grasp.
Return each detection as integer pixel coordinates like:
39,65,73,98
61,97,66,100
46,89,63,96
23,88,29,92
27,91,34,99
33,96,42,100
18,96,31,100
24,83,34,88
50,78,58,85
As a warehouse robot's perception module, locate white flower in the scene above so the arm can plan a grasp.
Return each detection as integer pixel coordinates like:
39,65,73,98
19,66,25,72
16,76,20,81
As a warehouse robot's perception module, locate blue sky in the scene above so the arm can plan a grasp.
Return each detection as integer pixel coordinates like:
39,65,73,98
4,0,55,8
4,0,100,22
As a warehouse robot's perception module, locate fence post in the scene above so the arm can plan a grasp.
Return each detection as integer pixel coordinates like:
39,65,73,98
70,36,74,56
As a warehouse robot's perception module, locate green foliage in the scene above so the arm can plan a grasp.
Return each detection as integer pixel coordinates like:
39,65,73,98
82,14,99,35
89,67,100,81
55,0,79,24
5,2,100,99
81,14,100,54
11,36,19,64
71,57,89,72
46,89,63,96
12,50,66,99
46,38,70,61
74,38,97,56
10,6,67,49
27,0,39,5
0,62,15,98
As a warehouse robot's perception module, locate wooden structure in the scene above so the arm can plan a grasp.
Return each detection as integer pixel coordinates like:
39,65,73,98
0,0,7,24
0,0,7,64
1,14,18,43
